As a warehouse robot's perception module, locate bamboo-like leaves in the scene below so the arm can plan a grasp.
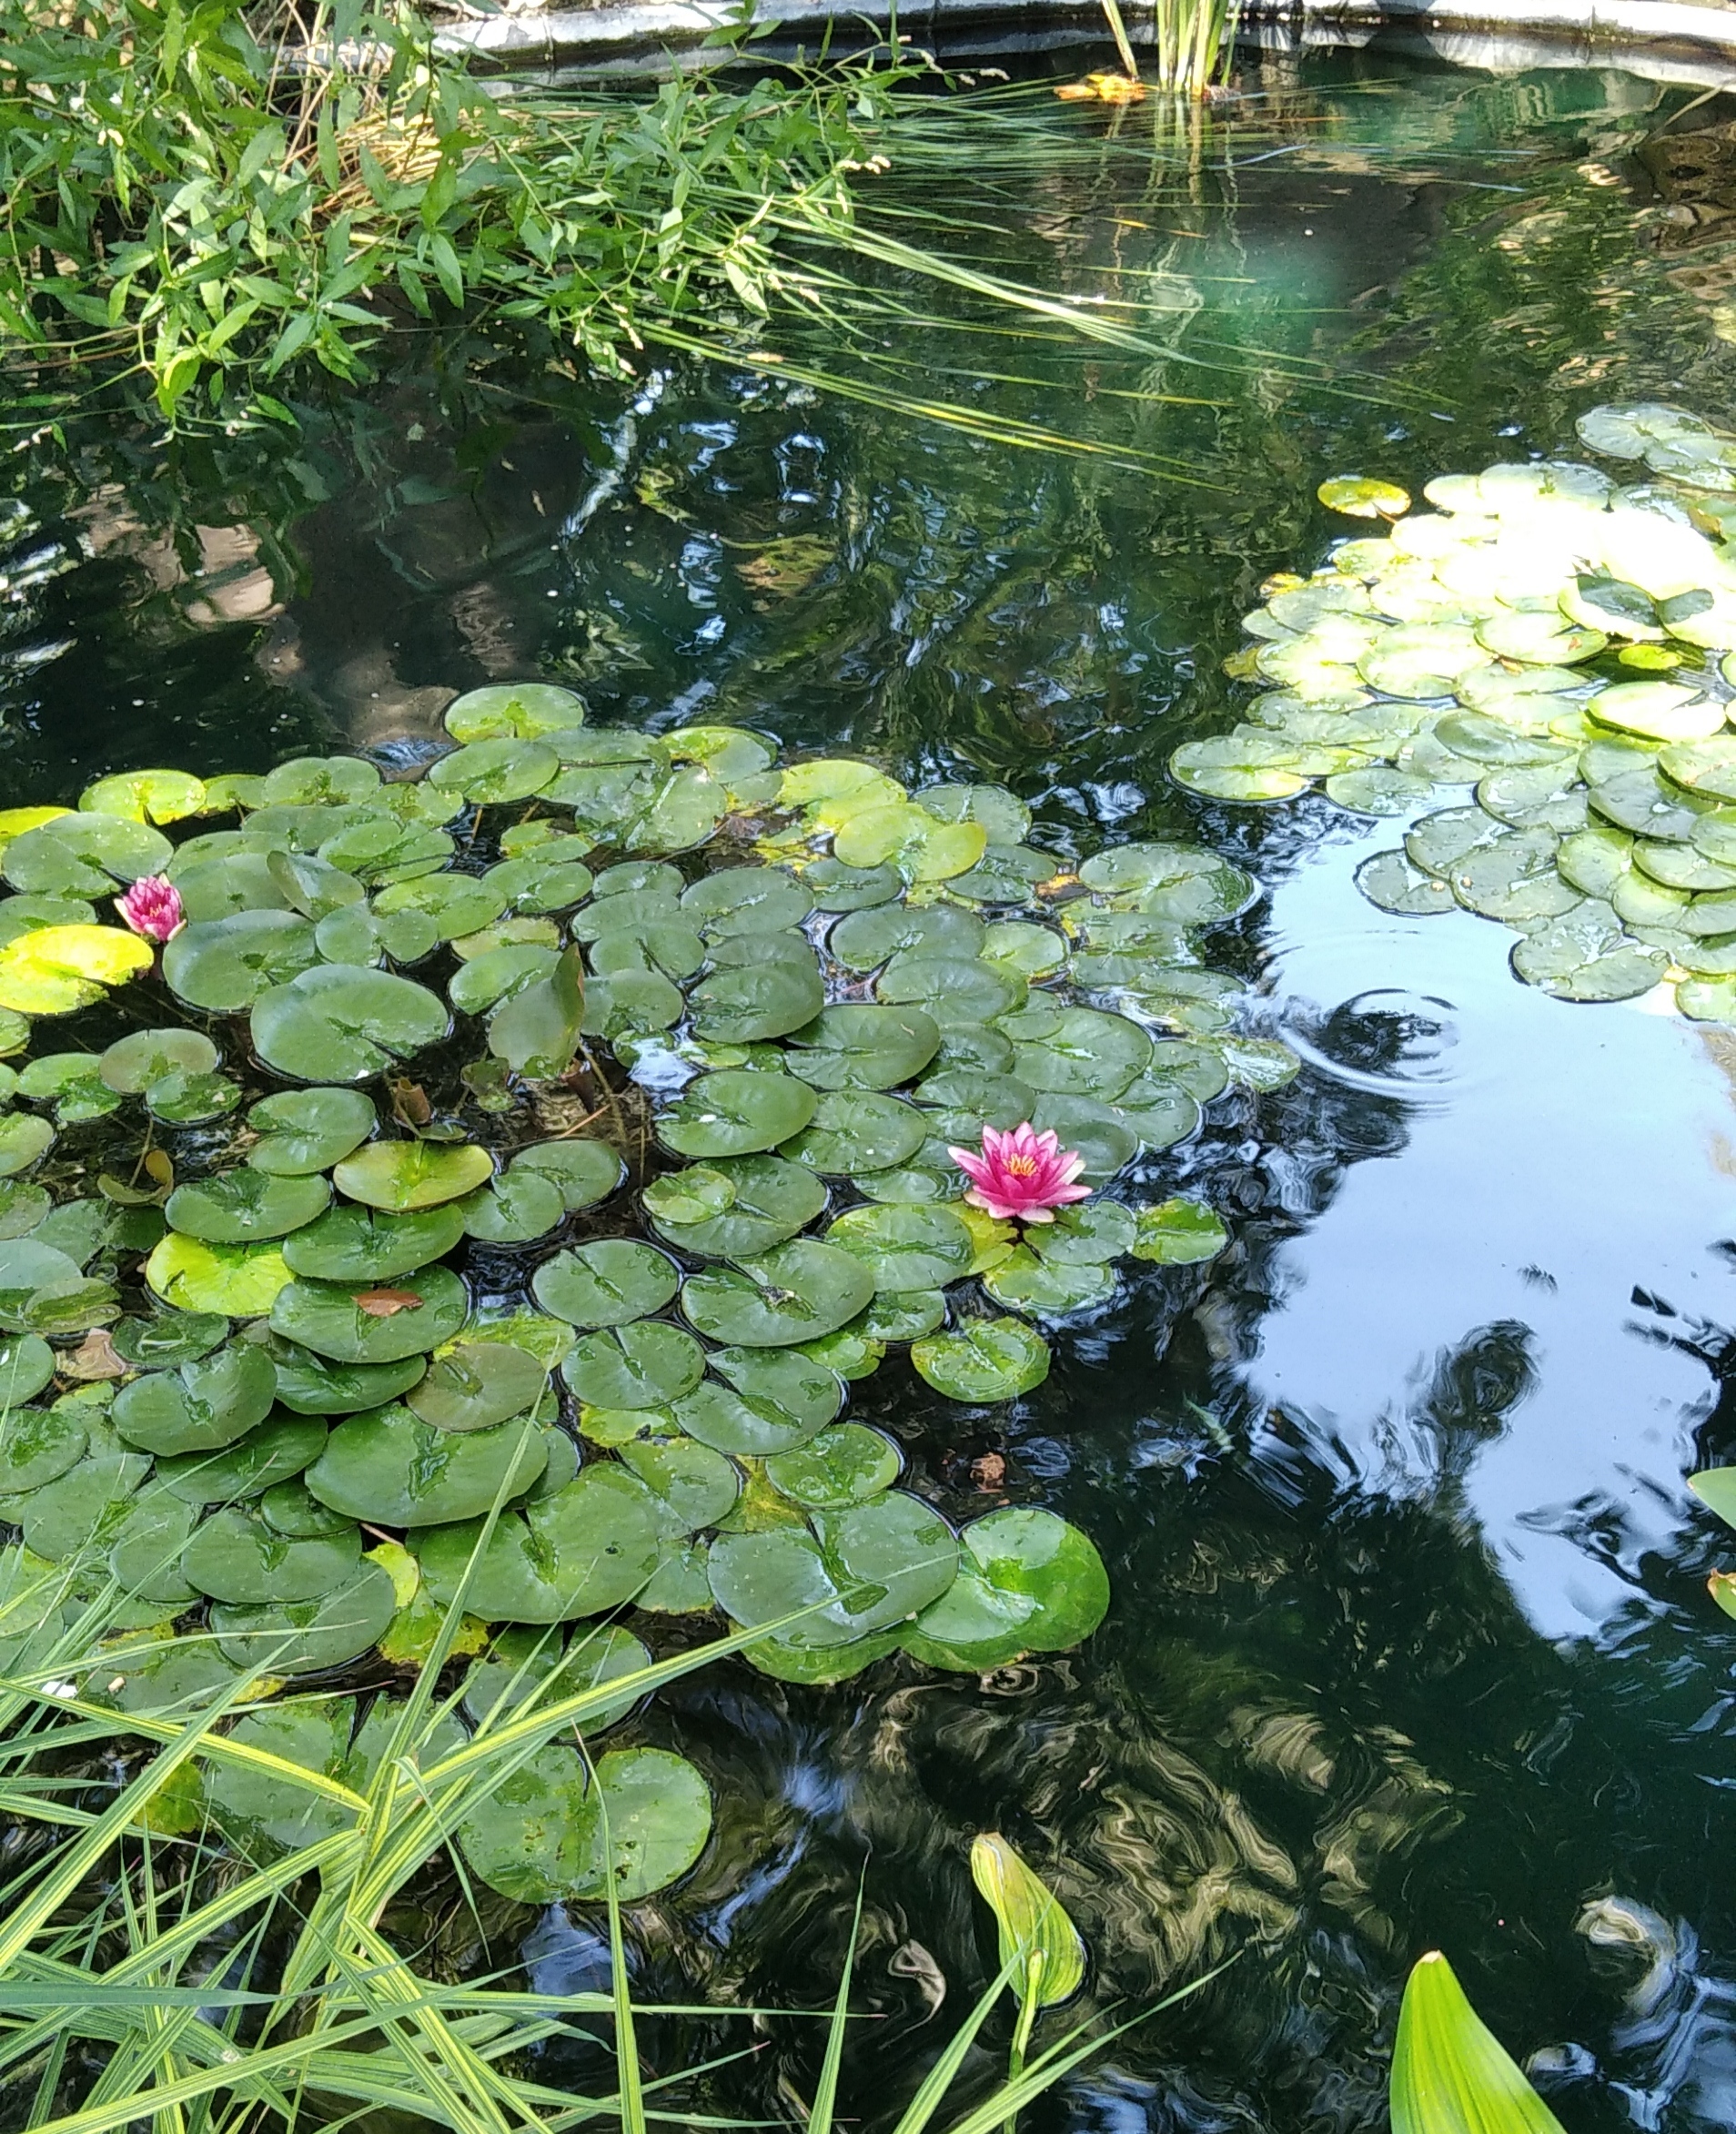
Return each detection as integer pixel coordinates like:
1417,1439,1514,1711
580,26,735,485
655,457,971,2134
1390,1952,1567,2134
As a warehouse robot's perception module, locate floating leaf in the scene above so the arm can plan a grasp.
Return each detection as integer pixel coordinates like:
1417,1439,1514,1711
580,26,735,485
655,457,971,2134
268,1265,468,1363
280,1201,466,1282
0,925,153,1014
332,1140,493,1212
532,1242,681,1328
165,1171,330,1245
211,1560,397,1674
912,1318,1050,1402
1318,476,1410,519
306,1406,546,1525
457,1745,711,1903
418,1467,661,1622
407,1341,547,1432
145,1235,292,1318
1390,1951,1567,2134
252,965,449,1082
681,1240,875,1348
1132,1198,1229,1265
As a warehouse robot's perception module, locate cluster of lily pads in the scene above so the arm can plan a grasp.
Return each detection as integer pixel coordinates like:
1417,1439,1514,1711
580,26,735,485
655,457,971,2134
0,684,1287,1903
1171,404,1736,1011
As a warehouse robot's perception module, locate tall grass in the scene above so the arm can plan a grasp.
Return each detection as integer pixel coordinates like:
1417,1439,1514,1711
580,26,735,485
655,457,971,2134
0,1531,1212,2133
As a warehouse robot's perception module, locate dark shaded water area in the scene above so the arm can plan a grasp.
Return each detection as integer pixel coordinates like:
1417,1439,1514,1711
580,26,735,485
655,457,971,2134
11,41,1736,2131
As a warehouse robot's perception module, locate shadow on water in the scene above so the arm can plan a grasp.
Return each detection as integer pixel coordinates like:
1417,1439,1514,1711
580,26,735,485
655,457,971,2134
12,43,1736,2133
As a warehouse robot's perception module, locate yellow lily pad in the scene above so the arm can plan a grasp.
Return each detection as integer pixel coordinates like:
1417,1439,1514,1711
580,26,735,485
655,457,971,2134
145,1233,293,1318
0,925,153,1015
1318,476,1411,520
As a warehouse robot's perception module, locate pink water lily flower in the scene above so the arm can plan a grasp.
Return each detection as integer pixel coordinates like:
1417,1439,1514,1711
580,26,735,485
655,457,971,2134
115,875,184,944
949,1121,1091,1225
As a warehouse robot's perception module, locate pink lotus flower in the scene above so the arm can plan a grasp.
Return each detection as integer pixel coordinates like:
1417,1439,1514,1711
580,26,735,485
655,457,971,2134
114,875,184,944
948,1121,1091,1225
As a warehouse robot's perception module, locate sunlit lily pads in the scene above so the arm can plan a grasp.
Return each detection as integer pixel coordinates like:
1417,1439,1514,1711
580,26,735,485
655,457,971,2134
145,1234,292,1318
306,1406,546,1525
903,1507,1109,1670
658,1069,816,1158
563,1321,705,1410
681,1240,875,1347
0,925,153,1014
417,1467,661,1622
332,1140,493,1212
252,965,449,1082
247,1087,376,1176
1318,475,1410,519
913,1317,1050,1402
166,1171,330,1245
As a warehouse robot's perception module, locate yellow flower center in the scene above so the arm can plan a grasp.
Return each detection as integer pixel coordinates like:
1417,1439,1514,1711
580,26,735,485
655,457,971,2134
1004,1155,1038,1178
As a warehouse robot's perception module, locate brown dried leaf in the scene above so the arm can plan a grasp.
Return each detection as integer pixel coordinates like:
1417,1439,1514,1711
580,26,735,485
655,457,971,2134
356,1288,424,1319
61,1329,126,1381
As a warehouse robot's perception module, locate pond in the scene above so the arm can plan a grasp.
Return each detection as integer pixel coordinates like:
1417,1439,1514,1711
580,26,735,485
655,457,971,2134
7,39,1736,2133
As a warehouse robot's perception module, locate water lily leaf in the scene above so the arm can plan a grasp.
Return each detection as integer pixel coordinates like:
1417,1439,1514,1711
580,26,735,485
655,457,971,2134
690,956,824,1047
1131,1198,1229,1263
562,1322,705,1410
258,755,381,808
211,1560,397,1674
457,1743,711,1903
268,1265,468,1363
982,1249,1115,1316
445,683,587,743
658,1069,817,1159
876,952,1025,1025
3,814,172,896
112,1342,278,1456
710,1494,954,1647
110,1310,227,1370
279,1201,465,1283
166,1171,330,1245
428,737,560,806
482,853,596,919
831,902,984,972
0,925,153,1014
1660,736,1736,803
252,965,449,1082
860,1290,946,1340
618,1433,741,1536
531,1241,681,1330
306,1406,547,1524
916,1071,1036,1131
418,1466,661,1622
1355,849,1457,915
1589,680,1723,743
1170,734,1312,802
678,1347,841,1451
0,895,97,948
183,1502,361,1604
247,1087,376,1176
1475,611,1605,664
0,1115,54,1176
825,1203,974,1291
510,1138,624,1212
407,1341,547,1432
1448,830,1580,925
333,1140,493,1211
913,1318,1050,1402
779,1090,927,1177
1319,475,1409,519
155,1413,327,1503
681,1240,875,1348
981,922,1068,980
449,944,561,1016
1011,1006,1152,1101
681,866,812,936
266,1339,427,1415
906,1506,1109,1670
458,1168,565,1244
373,871,510,942
588,920,705,982
460,1622,649,1734
967,1831,1087,2011
1510,910,1669,1002
162,911,320,1011
1390,1950,1567,2134
580,967,683,1041
784,1005,942,1092
316,818,452,887
145,1234,292,1317
765,1424,899,1510
0,1401,85,1491
644,1152,826,1259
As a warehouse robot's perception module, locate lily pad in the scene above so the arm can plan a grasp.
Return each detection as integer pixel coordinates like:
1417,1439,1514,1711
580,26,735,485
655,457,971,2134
3,813,171,896
779,1090,927,1176
825,1203,974,1290
162,912,320,1012
681,1240,875,1348
247,1087,376,1176
407,1341,548,1432
112,1343,278,1455
783,1005,942,1092
458,1168,566,1244
644,1153,826,1259
332,1140,493,1212
211,1559,397,1674
681,866,812,936
618,1434,741,1536
1510,909,1670,1001
111,1310,228,1370
0,1116,54,1178
166,1171,331,1245
417,1466,661,1622
764,1425,899,1509
183,1502,361,1605
690,956,824,1046
912,1317,1050,1402
1131,1198,1229,1264
658,1070,817,1159
445,683,588,743
457,1743,711,1904
268,1265,469,1363
428,737,559,805
459,1622,650,1733
510,1138,625,1212
1319,475,1410,519
280,1202,467,1282
252,965,449,1083
0,925,153,1015
155,1413,328,1503
562,1322,705,1410
532,1242,681,1328
982,1249,1115,1316
712,1493,957,1644
903,1507,1110,1670
267,1341,429,1416
306,1406,547,1525
0,1401,86,1492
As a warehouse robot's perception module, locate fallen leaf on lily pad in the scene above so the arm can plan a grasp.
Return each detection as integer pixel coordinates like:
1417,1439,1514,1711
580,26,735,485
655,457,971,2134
61,1328,126,1380
357,1289,425,1319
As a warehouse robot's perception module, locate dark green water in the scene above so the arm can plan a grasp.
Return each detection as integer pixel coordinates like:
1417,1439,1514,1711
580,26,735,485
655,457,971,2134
11,44,1736,2129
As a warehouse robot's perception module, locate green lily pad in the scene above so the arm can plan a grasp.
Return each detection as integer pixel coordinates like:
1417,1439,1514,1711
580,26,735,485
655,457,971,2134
690,955,824,1046
681,866,812,936
267,1341,429,1415
913,1317,1050,1402
3,813,172,896
510,1138,624,1213
783,1005,942,1093
829,902,984,972
112,1343,278,1455
681,1240,875,1348
875,953,1026,1027
332,1140,493,1212
1131,1198,1229,1264
165,1171,331,1245
317,818,452,887
860,1290,946,1340
445,683,588,743
211,1560,397,1674
252,965,449,1082
778,1090,927,1176
305,1406,546,1525
260,1477,359,1536
658,1070,817,1159
110,1310,227,1370
449,944,562,1015
456,1744,711,1904
98,1027,217,1094
1170,733,1313,802
483,855,595,915
562,1322,705,1410
802,858,903,911
903,1507,1109,1669
161,911,320,1012
417,1466,661,1622
429,737,559,805
280,1201,467,1282
407,1341,547,1432
982,1249,1115,1316
1355,849,1457,916
459,1622,649,1733
824,1203,974,1290
0,1115,53,1178
458,1168,566,1244
1010,1006,1152,1100
618,1434,741,1536
372,871,510,943
644,1153,826,1259
0,1400,86,1491
580,966,684,1042
764,1425,899,1510
106,1488,200,1605
712,1493,957,1644
532,1242,681,1328
1319,475,1409,518
155,1413,328,1503
259,756,381,807
1661,736,1736,802
1510,909,1670,1001
268,1265,469,1363
183,1502,361,1604
639,1538,717,1613
1590,680,1724,743
247,1087,376,1176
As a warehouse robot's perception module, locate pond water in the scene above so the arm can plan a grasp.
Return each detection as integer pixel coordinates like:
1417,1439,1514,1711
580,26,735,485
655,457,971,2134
10,41,1736,2133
